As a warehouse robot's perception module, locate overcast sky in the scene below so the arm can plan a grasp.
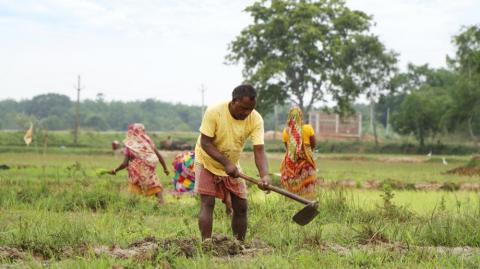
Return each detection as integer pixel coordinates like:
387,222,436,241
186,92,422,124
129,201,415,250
0,0,479,106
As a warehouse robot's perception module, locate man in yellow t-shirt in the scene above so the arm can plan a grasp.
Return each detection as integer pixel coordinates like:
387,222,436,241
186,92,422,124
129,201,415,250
194,84,270,241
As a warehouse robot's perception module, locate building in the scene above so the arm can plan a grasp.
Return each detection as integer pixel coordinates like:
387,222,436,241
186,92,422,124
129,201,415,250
308,112,362,139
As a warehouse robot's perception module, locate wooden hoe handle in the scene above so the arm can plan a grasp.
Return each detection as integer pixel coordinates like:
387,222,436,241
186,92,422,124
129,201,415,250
238,173,313,205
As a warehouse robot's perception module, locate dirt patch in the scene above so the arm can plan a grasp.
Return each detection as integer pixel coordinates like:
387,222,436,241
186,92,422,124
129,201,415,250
161,237,198,258
93,235,271,260
326,242,480,257
459,183,480,191
379,156,425,163
362,180,382,189
426,246,479,256
94,237,159,261
445,155,480,176
322,156,371,162
414,182,443,190
332,180,357,188
445,166,480,176
0,246,26,261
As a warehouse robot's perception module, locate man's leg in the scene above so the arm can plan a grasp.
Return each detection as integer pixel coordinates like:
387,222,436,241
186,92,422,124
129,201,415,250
198,194,216,240
231,193,248,241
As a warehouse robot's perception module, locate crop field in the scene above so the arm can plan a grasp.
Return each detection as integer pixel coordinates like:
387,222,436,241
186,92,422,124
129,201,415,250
1,152,480,268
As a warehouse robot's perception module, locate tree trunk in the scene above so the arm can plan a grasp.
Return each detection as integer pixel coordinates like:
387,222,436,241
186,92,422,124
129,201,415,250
373,119,379,147
468,116,479,147
370,101,379,147
369,102,374,133
419,129,425,149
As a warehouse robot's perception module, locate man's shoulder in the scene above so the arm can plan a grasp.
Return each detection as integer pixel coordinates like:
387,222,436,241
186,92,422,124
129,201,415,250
249,109,263,122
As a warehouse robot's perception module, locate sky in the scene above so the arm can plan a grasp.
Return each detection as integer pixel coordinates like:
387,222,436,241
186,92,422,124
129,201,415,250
0,0,479,106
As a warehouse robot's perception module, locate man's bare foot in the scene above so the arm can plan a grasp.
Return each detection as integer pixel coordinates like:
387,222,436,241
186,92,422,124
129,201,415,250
225,205,233,217
156,192,165,205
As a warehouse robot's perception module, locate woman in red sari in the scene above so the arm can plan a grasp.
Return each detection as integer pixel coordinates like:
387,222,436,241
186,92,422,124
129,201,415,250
280,107,317,199
109,123,170,204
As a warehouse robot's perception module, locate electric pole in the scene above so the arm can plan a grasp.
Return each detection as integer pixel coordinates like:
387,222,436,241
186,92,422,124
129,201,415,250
200,84,206,119
273,104,278,140
74,75,82,145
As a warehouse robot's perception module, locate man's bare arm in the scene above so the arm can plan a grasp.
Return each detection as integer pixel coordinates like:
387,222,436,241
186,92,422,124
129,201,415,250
253,144,271,190
253,145,269,178
200,134,239,177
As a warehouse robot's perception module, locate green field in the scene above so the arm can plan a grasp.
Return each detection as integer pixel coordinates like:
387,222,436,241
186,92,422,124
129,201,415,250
1,152,480,268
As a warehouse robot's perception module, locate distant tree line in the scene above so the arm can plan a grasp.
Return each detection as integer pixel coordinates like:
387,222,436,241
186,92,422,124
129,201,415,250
0,95,203,132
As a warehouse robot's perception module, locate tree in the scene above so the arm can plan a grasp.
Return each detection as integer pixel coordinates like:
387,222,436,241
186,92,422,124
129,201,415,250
390,65,456,147
226,0,396,115
85,115,110,131
392,87,449,147
447,25,480,146
346,35,397,146
26,93,72,119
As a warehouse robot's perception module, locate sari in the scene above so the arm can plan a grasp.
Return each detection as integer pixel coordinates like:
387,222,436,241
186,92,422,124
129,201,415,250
280,107,317,198
123,123,163,196
172,151,196,194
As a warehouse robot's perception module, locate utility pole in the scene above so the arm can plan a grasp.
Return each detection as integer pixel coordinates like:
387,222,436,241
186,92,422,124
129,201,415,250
369,100,374,133
74,75,82,145
273,104,278,140
200,84,206,119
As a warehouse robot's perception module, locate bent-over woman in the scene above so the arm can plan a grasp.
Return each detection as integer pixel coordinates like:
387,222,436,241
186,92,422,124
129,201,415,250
109,123,170,204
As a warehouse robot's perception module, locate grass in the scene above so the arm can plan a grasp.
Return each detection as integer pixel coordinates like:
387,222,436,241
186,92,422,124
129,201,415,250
0,152,480,268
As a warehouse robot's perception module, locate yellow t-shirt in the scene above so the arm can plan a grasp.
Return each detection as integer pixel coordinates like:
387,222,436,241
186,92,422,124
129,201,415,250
195,102,264,176
282,124,315,145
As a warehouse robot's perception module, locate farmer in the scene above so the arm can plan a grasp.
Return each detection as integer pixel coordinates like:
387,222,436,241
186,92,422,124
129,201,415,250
280,107,318,199
109,123,170,204
195,84,270,241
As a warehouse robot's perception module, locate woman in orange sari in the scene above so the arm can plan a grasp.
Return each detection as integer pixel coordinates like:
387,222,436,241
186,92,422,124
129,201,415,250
109,123,170,204
280,107,317,198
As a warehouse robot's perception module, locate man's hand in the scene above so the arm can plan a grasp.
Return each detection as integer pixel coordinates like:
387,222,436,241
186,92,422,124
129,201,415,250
163,169,170,176
107,169,116,175
225,162,240,178
258,175,271,192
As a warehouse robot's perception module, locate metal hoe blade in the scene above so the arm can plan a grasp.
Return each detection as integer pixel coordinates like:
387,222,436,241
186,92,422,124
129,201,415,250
292,202,319,226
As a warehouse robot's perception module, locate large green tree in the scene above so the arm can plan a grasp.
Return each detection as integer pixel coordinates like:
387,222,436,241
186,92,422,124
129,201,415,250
392,87,449,147
391,65,456,147
226,0,397,115
447,25,480,146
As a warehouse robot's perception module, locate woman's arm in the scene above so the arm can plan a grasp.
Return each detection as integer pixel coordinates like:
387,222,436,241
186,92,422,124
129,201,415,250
309,135,316,150
154,148,170,175
109,154,129,175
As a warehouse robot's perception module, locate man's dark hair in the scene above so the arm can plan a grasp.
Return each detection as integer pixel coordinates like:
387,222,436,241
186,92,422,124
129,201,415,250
232,84,256,101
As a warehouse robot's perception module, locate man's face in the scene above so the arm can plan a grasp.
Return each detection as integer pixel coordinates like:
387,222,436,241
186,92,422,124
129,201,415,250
230,97,256,120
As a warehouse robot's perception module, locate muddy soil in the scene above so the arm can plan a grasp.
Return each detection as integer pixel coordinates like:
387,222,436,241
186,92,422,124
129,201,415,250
446,166,480,176
93,234,272,260
0,246,26,261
